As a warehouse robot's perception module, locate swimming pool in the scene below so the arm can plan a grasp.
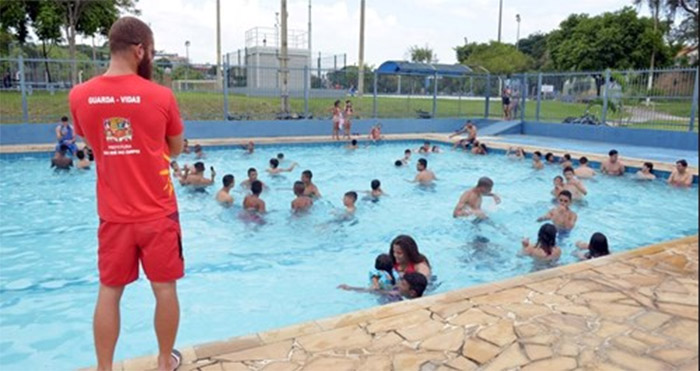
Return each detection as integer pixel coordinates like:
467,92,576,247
0,140,697,369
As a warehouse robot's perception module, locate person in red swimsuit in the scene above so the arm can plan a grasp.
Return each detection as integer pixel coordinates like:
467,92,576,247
389,235,432,279
69,17,185,371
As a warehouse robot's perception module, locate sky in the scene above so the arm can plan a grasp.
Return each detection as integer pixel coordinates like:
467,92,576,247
81,0,659,66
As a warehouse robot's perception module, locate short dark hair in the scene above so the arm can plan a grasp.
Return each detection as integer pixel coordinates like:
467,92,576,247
554,175,563,181
534,151,542,157
277,153,284,159
293,181,305,195
477,177,494,189
302,170,313,179
403,273,428,298
579,156,588,164
545,152,554,160
559,190,573,200
563,154,571,160
76,150,85,160
251,180,263,195
677,159,688,167
345,191,358,202
194,162,205,172
270,158,279,168
404,149,411,154
609,149,618,156
563,166,575,174
108,16,153,55
247,167,257,175
644,162,654,171
371,179,380,190
61,116,69,122
222,174,234,187
394,160,403,167
351,139,358,146
418,158,427,168
59,144,69,154
194,144,202,152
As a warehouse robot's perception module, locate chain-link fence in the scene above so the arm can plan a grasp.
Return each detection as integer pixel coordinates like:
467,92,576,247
1,56,697,132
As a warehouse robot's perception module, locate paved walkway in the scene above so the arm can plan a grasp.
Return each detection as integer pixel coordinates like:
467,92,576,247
101,235,698,371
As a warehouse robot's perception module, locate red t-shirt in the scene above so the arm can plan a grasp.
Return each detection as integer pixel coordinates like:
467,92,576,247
69,74,184,223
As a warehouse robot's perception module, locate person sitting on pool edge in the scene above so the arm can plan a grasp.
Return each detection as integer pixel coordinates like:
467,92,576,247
182,162,216,189
636,162,656,180
291,181,313,212
51,144,73,170
75,149,91,170
216,174,235,207
521,223,561,262
369,123,383,142
267,158,297,175
472,142,488,155
301,170,321,198
412,158,436,184
390,235,431,279
532,151,544,170
243,180,266,213
537,190,577,231
563,166,587,200
575,157,596,178
668,159,693,188
240,168,266,190
576,232,610,260
453,176,501,219
601,149,625,176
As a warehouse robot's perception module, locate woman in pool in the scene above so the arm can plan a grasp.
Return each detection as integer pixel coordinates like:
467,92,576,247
331,100,342,141
390,235,431,279
576,232,610,260
521,223,561,261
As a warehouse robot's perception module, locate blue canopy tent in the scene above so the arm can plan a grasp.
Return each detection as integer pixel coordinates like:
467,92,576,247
372,61,473,118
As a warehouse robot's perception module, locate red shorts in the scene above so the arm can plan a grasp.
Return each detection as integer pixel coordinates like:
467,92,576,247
97,212,184,286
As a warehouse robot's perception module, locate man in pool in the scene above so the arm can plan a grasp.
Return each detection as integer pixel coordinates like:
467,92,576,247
545,152,556,164
345,139,359,150
193,144,205,159
417,141,432,153
368,179,385,198
291,181,313,212
401,149,412,165
243,180,266,212
182,162,216,188
538,190,578,230
69,17,184,371
242,141,255,154
266,158,297,175
601,149,626,176
575,157,596,178
668,159,693,188
216,174,235,207
563,166,587,200
412,158,436,184
532,151,544,170
560,154,573,169
51,144,73,170
453,177,501,219
636,162,656,180
76,149,91,170
240,168,266,190
343,191,358,214
301,170,322,198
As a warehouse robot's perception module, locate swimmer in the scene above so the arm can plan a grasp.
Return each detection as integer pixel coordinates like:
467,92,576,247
170,161,187,185
182,162,216,187
240,168,266,190
216,174,235,206
369,253,396,290
537,190,577,230
575,157,596,178
338,272,427,300
431,145,442,153
472,142,488,155
551,176,564,197
51,144,73,170
636,162,656,180
193,144,205,159
521,223,562,261
576,232,610,260
183,138,191,154
544,152,556,164
76,149,91,170
83,144,94,161
243,180,266,212
563,166,587,199
291,181,313,212
345,139,359,150
242,141,255,154
400,149,412,165
411,158,436,184
450,121,478,146
417,141,431,153
368,123,383,142
343,191,358,214
532,151,544,170
267,158,297,175
277,153,285,162
668,159,693,188
453,176,501,219
506,146,525,159
301,170,321,198
366,179,386,198
601,149,625,176
560,153,573,169
394,159,404,167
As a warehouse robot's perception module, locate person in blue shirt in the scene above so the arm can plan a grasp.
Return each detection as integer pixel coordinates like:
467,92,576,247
55,116,77,155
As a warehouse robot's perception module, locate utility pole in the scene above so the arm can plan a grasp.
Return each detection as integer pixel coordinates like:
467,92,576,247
185,40,190,81
357,0,366,97
280,0,290,113
308,0,312,93
515,14,521,49
497,0,503,42
216,0,222,87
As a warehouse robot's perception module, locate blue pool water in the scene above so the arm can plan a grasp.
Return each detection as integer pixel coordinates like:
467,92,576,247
0,140,698,370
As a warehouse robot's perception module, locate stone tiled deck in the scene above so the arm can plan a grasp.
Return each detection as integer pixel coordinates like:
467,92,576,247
100,235,698,371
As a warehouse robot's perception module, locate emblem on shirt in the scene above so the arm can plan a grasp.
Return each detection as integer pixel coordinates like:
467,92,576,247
103,117,133,142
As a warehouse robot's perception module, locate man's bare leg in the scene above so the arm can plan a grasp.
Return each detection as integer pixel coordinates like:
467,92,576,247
94,284,125,371
152,281,180,371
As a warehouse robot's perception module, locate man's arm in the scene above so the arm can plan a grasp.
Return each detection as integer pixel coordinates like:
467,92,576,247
537,209,553,222
167,134,184,157
55,126,62,141
667,171,675,185
453,193,468,217
485,192,501,204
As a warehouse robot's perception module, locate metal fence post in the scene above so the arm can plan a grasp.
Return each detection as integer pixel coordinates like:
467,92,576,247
484,73,491,119
520,73,527,122
303,65,310,118
535,73,542,122
432,72,438,118
372,71,378,118
222,54,230,120
18,56,28,123
601,69,611,125
690,68,698,132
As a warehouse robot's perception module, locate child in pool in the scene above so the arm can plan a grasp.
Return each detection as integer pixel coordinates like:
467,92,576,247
369,253,396,290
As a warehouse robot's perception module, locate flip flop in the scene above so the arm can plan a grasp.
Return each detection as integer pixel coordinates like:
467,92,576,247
170,349,182,371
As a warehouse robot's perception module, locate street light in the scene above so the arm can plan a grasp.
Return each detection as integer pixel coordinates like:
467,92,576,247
185,40,190,82
515,14,521,49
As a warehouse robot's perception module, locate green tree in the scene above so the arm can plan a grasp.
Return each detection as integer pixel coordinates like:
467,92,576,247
455,41,533,75
408,45,437,63
516,33,551,70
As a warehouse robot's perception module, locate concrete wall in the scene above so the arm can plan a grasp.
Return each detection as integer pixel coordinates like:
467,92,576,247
522,121,699,151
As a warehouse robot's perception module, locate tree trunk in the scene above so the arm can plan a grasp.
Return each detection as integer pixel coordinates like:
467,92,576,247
42,40,52,83
645,6,659,106
66,1,79,86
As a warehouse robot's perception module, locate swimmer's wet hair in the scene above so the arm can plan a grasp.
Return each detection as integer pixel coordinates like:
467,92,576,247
223,174,234,187
76,150,85,160
644,162,654,171
371,179,380,190
558,190,573,200
534,151,542,157
302,170,313,179
194,162,205,172
677,159,688,167
477,177,494,189
609,149,618,156
277,153,284,159
563,153,571,160
351,139,358,145
418,158,427,167
563,166,575,173
375,254,395,285
579,156,588,164
269,158,279,168
405,149,411,154
247,167,257,175
293,181,305,195
394,160,403,167
251,180,263,195
345,191,358,202
403,273,428,298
